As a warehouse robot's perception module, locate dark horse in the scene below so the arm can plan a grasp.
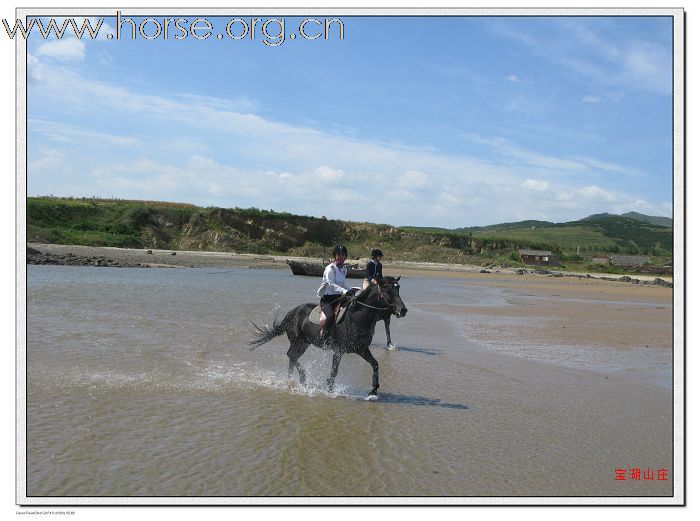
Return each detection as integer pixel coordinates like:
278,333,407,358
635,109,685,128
249,278,408,398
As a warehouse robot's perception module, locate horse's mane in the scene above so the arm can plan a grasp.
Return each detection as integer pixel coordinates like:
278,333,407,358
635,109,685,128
355,285,374,300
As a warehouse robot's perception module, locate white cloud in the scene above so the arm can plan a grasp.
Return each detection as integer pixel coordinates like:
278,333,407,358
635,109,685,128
314,165,345,183
28,148,68,175
436,191,460,207
506,74,520,83
29,118,140,147
582,92,624,104
178,93,258,113
27,53,44,81
617,41,671,94
385,190,419,204
35,38,85,61
463,133,587,172
400,170,430,189
522,179,550,191
579,185,617,203
464,133,644,180
572,156,642,177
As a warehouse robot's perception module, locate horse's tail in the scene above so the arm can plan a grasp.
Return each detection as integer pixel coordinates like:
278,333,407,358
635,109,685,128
249,311,289,351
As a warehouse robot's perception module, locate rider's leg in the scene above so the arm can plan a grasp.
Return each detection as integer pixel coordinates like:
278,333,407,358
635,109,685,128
320,296,337,340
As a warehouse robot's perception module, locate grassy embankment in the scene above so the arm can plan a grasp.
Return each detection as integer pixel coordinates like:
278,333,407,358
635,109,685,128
27,196,673,274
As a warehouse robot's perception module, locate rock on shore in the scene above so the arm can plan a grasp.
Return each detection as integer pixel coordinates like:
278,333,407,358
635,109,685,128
27,246,150,268
25,243,289,270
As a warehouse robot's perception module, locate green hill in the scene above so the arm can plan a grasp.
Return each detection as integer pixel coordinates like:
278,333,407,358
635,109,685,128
621,212,672,228
464,214,672,257
583,211,672,228
26,197,486,263
26,197,673,265
455,220,554,233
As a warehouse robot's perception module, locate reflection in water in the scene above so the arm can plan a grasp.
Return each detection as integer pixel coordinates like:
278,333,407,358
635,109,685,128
385,345,442,356
377,392,469,410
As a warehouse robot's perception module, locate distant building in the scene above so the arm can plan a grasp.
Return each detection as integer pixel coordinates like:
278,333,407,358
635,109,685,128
609,255,651,266
590,255,610,265
519,249,560,266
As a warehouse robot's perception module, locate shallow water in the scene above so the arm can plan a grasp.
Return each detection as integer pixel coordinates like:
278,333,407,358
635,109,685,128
25,266,673,498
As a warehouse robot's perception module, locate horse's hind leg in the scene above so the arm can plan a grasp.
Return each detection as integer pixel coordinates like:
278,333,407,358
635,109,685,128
287,341,308,384
326,351,342,392
358,349,380,396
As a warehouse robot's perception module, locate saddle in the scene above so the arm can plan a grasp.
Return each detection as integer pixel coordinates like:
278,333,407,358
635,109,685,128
309,302,349,326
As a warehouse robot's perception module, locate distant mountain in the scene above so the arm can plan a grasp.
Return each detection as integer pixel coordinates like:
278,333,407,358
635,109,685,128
455,220,554,233
581,212,616,222
583,211,672,228
621,212,672,228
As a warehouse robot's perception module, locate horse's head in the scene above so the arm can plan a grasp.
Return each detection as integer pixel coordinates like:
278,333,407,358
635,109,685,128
378,276,407,318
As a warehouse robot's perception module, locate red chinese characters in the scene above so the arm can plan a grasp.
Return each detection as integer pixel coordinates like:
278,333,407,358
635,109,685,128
615,467,670,481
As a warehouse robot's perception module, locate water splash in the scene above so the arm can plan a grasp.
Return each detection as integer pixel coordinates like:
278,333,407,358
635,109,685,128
195,361,367,400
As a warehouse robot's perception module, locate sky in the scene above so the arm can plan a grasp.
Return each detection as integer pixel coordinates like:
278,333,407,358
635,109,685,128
25,13,675,228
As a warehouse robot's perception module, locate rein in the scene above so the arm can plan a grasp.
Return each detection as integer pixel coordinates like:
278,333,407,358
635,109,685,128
353,300,389,310
353,286,392,311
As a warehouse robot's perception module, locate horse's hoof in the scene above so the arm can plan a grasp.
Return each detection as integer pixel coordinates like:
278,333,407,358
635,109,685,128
326,379,335,392
387,343,397,351
365,394,378,401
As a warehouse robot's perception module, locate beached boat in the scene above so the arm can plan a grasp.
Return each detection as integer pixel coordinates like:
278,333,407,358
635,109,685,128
286,259,366,279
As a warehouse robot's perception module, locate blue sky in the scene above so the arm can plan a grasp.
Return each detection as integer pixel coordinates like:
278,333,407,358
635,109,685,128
26,14,674,227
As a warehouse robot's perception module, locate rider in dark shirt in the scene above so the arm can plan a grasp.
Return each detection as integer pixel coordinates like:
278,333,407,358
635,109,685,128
363,249,384,290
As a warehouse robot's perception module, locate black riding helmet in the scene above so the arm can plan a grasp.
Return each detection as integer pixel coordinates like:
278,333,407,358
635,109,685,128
371,249,383,258
332,245,348,257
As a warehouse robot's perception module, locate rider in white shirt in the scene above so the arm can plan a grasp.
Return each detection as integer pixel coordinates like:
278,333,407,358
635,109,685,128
318,245,355,341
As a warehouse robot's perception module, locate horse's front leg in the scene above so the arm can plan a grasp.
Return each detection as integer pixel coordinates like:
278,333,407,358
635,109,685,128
384,316,396,350
358,349,379,397
326,351,342,392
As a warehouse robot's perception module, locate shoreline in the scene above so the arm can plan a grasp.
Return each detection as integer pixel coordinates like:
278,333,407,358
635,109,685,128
27,242,673,287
